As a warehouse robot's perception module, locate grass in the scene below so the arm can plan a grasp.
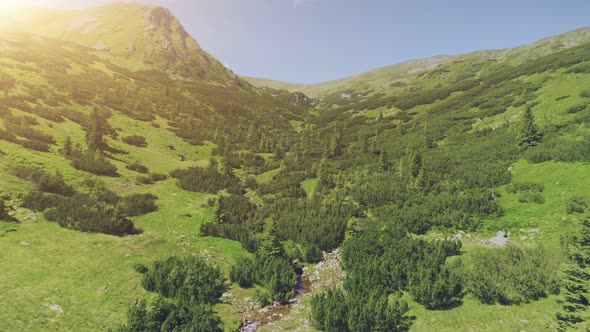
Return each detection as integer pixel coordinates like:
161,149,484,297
481,159,589,251
0,104,247,330
301,178,317,197
257,168,281,184
408,294,558,332
0,178,248,331
410,158,590,331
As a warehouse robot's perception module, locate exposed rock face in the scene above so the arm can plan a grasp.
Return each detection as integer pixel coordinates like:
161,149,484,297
289,92,313,107
141,6,197,66
13,4,246,88
137,6,244,87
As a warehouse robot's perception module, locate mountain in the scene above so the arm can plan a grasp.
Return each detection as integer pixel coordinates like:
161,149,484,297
1,3,245,86
242,76,306,93
2,4,590,332
246,26,590,100
0,4,309,330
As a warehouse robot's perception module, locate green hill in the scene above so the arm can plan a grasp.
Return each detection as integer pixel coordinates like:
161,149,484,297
246,27,590,100
1,4,590,332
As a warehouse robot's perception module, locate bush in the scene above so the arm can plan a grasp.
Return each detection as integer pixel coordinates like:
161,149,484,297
150,173,168,182
311,288,412,332
136,173,168,185
72,152,118,176
122,135,147,147
11,165,45,182
43,194,136,236
20,140,51,152
506,182,544,194
580,89,590,99
37,173,75,196
565,196,587,214
518,192,545,204
132,263,148,274
555,95,570,101
302,243,323,263
170,165,243,194
120,256,225,332
117,193,158,217
465,246,559,305
142,256,226,304
0,200,10,221
229,254,298,303
566,103,587,114
126,162,149,174
526,137,590,163
11,166,74,196
22,191,65,211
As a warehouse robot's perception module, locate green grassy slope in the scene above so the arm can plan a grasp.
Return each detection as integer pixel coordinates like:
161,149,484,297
0,13,302,329
242,76,306,93
246,26,590,100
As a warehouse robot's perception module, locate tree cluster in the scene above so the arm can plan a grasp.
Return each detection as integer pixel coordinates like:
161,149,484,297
118,256,226,332
22,182,156,236
170,164,243,195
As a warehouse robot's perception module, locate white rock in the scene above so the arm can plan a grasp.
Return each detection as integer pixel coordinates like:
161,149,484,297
47,304,63,314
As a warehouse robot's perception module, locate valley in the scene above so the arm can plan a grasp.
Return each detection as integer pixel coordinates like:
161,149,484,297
0,2,590,332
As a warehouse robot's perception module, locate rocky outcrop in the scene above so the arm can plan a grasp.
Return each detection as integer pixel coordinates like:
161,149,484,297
11,4,247,88
289,92,313,107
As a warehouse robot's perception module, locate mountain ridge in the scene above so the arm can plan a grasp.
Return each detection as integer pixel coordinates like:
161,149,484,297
244,26,590,98
0,3,247,88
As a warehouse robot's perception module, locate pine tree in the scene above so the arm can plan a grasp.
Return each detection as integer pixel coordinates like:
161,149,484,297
61,136,73,158
398,120,406,135
407,149,422,178
371,136,379,155
517,107,543,148
0,199,9,220
246,124,257,146
86,108,106,152
361,135,370,153
423,122,436,149
257,219,282,257
396,159,406,179
555,217,590,331
317,156,333,190
378,151,388,171
556,264,590,331
329,127,344,157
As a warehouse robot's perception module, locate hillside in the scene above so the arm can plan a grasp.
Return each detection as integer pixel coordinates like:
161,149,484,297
246,26,590,100
1,4,590,332
0,3,245,86
242,76,306,93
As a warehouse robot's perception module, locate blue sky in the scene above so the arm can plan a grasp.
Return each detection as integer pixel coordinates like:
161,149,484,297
13,0,590,84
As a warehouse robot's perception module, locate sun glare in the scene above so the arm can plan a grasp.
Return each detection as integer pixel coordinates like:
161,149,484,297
0,0,22,9
0,0,31,23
